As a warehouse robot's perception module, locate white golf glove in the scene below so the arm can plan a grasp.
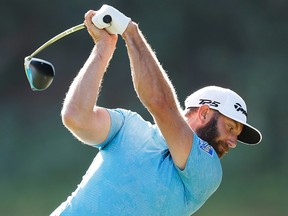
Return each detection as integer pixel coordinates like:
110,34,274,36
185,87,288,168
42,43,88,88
92,4,131,35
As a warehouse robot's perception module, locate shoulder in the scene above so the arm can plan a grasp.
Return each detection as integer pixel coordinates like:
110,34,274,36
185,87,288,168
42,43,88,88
176,134,222,201
107,108,151,125
183,134,222,175
107,108,139,118
102,108,153,138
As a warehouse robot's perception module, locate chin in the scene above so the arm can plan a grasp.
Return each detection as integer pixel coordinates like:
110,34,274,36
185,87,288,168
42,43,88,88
213,145,226,158
217,152,226,159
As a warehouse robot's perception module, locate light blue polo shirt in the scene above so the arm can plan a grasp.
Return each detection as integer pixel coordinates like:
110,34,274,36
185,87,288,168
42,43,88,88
51,109,222,216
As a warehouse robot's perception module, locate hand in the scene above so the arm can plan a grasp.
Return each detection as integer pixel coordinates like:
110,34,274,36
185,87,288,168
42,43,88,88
84,10,118,45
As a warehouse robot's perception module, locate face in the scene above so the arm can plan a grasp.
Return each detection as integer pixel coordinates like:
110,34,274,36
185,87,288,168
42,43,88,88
195,111,243,158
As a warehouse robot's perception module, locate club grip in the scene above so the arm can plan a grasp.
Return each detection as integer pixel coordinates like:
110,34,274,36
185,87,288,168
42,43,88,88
92,4,131,35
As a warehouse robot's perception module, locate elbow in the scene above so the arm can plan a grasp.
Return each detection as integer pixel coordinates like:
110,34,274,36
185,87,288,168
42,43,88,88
145,92,181,118
61,106,80,130
145,95,170,114
146,96,164,110
61,109,70,128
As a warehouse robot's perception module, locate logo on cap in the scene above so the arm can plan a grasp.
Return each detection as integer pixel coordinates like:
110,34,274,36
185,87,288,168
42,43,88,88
234,103,247,117
199,99,221,107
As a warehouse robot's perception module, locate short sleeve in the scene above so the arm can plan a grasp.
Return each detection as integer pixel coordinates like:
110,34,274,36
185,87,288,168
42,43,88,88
176,133,222,202
94,109,125,149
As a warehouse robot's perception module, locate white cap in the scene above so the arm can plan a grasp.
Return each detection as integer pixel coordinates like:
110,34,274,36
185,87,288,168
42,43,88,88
185,86,262,145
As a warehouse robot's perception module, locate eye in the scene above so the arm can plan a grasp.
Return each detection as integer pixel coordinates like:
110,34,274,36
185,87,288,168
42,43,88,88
226,124,234,132
225,120,243,136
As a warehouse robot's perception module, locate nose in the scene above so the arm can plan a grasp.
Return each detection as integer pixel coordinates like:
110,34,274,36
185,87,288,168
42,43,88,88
227,138,237,149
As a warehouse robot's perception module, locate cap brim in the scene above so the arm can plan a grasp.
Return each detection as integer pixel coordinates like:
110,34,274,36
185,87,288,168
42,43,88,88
238,123,262,145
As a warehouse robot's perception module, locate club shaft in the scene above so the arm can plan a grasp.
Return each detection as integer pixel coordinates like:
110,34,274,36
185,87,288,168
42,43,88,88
29,23,85,58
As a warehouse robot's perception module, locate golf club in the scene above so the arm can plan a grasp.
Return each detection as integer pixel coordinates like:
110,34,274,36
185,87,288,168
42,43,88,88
24,14,112,91
24,23,85,91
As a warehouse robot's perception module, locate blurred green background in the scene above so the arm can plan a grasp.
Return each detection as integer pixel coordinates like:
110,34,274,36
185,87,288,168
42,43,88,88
1,0,287,215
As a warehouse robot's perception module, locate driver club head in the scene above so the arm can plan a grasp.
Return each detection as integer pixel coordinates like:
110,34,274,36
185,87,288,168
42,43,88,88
24,57,55,91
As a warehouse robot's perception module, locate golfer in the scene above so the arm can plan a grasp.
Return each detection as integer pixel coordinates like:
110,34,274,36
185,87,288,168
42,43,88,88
50,5,262,216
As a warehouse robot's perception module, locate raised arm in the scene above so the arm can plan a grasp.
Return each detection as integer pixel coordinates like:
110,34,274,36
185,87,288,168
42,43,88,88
122,23,194,169
61,10,118,145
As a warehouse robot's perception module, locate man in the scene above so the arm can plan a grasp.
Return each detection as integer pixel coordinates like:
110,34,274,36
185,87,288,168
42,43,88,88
50,5,262,216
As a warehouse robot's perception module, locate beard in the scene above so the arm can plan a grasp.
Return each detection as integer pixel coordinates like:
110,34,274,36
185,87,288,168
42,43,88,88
195,113,228,158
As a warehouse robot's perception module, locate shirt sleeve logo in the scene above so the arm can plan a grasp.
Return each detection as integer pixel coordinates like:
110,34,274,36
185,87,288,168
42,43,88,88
199,139,214,157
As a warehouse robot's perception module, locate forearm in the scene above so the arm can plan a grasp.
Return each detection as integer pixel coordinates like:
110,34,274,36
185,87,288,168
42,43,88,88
61,42,115,123
122,23,181,114
123,23,192,169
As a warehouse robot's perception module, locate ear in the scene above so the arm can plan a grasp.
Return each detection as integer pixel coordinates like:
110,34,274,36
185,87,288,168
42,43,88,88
197,105,212,124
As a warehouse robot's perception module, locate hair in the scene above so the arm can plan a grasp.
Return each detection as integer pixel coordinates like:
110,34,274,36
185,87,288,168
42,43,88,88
184,107,199,117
